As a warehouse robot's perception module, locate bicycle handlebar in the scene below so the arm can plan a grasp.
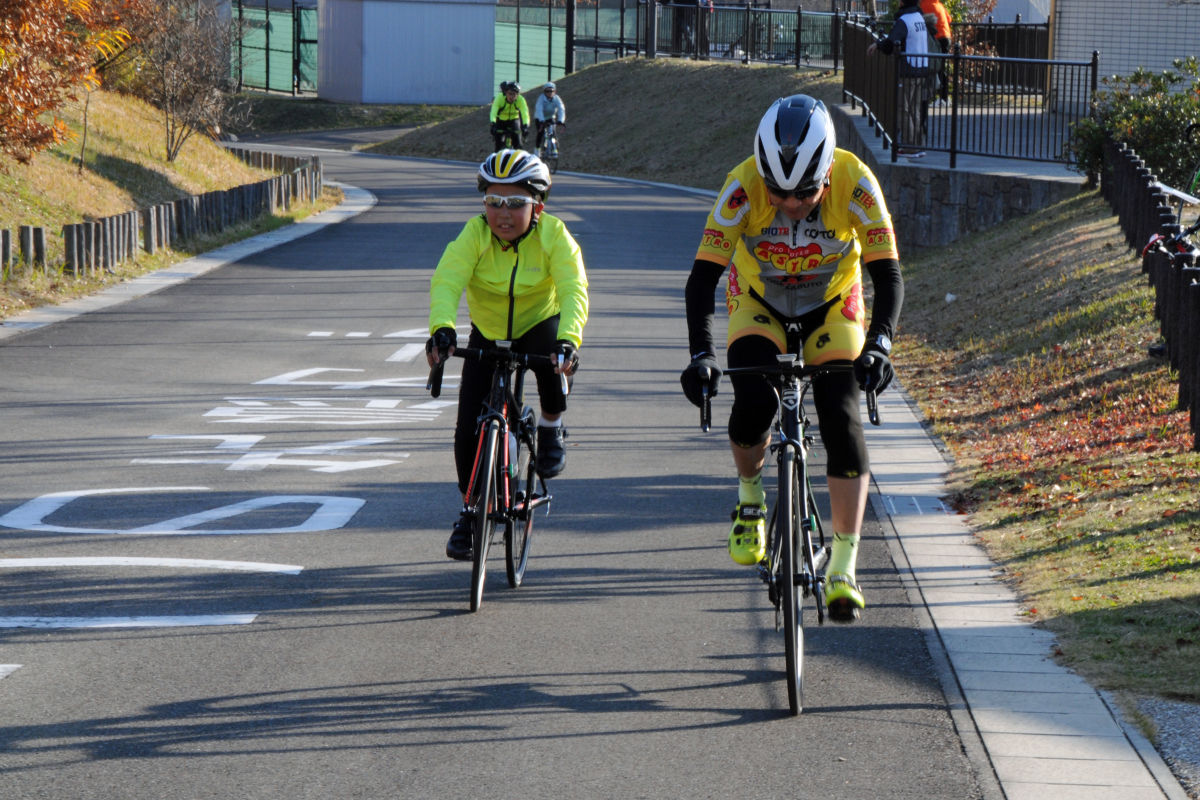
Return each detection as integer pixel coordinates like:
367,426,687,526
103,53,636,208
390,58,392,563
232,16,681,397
1142,216,1200,259
426,346,567,399
698,361,881,431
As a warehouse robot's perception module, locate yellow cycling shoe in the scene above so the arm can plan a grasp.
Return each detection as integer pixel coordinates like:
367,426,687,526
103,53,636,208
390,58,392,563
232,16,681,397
728,504,767,565
825,574,865,623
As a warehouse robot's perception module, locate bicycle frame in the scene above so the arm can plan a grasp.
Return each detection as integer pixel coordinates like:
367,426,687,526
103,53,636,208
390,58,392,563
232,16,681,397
428,341,559,610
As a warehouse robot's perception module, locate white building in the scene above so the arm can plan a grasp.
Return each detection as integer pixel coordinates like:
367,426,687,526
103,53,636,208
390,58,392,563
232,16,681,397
1051,0,1200,79
318,0,495,104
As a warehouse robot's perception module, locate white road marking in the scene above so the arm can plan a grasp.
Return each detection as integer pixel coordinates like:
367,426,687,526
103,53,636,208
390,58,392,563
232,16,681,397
0,557,303,574
205,397,443,425
307,331,334,337
134,435,406,472
0,615,258,629
255,367,429,390
1,665,21,679
0,488,364,535
346,332,371,338
386,343,427,362
383,328,432,338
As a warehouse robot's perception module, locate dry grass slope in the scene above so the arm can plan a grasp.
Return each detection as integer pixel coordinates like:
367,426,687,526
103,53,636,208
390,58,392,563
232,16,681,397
368,58,843,192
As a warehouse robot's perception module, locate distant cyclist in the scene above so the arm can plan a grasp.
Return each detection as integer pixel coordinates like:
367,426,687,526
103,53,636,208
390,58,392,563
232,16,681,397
489,81,531,152
680,95,904,622
534,81,566,151
426,149,589,561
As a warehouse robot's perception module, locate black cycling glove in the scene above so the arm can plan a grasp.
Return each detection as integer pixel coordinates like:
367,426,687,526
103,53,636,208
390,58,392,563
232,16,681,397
680,353,722,408
554,340,579,373
853,344,894,394
425,327,457,362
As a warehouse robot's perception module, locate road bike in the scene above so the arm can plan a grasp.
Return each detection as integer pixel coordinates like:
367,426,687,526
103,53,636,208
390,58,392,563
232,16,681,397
700,341,879,715
428,341,561,611
538,120,561,173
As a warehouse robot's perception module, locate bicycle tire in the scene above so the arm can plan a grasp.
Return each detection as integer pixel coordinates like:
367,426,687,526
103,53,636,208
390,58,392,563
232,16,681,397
506,407,536,587
469,420,501,612
779,452,804,716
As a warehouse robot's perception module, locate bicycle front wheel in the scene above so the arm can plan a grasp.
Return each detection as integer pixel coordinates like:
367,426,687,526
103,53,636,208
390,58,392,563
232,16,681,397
469,420,501,612
778,452,804,715
506,408,536,587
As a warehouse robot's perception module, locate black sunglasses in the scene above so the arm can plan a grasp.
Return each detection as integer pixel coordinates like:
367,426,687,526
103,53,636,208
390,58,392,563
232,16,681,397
763,178,823,201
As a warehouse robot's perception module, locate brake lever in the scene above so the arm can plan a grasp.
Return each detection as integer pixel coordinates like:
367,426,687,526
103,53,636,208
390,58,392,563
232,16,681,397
867,389,880,426
427,361,445,398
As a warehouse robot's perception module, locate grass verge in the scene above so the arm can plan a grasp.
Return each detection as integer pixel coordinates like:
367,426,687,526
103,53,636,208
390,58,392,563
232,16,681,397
899,190,1199,701
0,90,339,319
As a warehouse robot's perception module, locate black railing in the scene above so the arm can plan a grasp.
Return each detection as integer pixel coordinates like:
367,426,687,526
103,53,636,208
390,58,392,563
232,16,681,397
842,20,1098,166
1102,136,1200,450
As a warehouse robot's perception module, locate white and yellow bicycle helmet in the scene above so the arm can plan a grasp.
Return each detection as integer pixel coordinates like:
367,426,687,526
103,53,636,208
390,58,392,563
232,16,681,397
477,149,552,200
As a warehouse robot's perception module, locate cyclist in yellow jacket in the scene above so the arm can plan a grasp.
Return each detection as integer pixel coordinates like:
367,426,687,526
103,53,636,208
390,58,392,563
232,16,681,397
427,149,589,561
680,95,903,622
489,81,531,152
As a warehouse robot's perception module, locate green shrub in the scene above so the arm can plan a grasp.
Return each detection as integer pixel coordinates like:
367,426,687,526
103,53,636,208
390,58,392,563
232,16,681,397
1067,56,1200,189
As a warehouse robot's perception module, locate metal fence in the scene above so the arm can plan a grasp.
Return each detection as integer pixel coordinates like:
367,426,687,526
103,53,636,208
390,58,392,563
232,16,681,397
842,20,1098,166
232,0,317,95
1101,136,1200,450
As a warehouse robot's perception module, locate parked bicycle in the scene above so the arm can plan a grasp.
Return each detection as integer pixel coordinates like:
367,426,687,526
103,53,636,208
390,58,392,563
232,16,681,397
700,342,879,715
538,121,561,174
428,341,562,611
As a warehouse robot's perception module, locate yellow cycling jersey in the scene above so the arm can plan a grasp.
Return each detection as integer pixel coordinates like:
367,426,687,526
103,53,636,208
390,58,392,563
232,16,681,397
695,149,898,319
429,213,588,346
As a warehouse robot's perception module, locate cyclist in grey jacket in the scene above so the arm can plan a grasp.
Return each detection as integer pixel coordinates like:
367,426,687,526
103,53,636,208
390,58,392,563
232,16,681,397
534,82,566,150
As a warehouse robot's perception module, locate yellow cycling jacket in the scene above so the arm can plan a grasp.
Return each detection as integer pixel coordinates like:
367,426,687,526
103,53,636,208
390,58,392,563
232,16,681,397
489,93,530,126
429,213,589,346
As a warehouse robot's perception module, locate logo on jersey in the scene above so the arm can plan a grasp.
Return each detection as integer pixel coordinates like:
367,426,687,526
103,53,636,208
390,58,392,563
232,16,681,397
726,264,745,299
851,186,875,212
865,227,893,248
815,332,832,349
754,241,840,275
841,283,864,322
701,227,733,253
714,182,751,226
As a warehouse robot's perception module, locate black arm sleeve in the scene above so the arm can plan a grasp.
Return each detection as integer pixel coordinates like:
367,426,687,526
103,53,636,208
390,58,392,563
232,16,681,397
684,259,726,356
864,258,903,341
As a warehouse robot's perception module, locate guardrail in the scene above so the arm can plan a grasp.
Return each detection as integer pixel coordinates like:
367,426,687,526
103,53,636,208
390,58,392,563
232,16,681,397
0,148,322,282
842,20,1097,167
1102,136,1200,450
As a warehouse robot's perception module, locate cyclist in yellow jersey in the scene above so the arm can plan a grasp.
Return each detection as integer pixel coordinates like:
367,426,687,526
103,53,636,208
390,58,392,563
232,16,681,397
427,149,589,561
680,95,904,622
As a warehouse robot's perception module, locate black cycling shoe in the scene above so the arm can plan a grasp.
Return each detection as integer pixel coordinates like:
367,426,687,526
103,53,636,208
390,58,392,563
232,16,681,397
536,425,567,479
445,512,473,561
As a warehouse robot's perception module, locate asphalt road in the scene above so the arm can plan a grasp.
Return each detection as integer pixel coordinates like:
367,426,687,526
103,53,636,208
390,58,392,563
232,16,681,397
0,144,988,798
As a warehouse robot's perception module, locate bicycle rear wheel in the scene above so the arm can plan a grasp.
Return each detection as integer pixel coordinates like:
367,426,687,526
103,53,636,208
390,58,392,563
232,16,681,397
506,408,536,587
778,453,804,715
469,420,501,612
